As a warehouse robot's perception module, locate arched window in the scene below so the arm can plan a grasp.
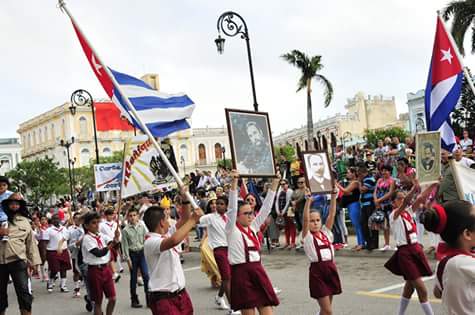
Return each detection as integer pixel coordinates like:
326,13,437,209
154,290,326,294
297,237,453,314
214,143,223,160
80,148,90,165
28,134,31,148
103,147,112,157
44,126,48,141
51,123,55,140
198,144,206,164
79,117,87,137
179,144,188,162
33,131,36,146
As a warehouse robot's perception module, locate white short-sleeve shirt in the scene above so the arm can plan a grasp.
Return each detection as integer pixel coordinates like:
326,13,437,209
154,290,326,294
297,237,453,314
145,226,185,292
199,213,227,249
390,209,418,247
227,225,261,265
437,254,475,315
303,226,334,262
81,232,112,265
99,220,119,241
46,226,69,251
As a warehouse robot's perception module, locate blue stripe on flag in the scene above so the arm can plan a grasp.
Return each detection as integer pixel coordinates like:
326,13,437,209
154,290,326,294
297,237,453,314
129,95,194,111
424,62,433,130
110,68,154,90
429,73,463,130
146,119,191,137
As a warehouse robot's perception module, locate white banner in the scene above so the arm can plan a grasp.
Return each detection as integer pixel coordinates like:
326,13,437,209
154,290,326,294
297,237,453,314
451,160,475,205
94,163,122,192
121,135,176,198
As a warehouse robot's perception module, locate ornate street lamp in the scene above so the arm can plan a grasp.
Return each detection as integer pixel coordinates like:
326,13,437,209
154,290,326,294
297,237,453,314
59,137,76,212
180,155,186,175
215,11,259,112
70,89,100,165
221,145,226,169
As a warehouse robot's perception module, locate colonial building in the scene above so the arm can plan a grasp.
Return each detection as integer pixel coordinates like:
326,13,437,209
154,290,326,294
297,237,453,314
407,89,427,135
0,138,22,175
274,92,409,149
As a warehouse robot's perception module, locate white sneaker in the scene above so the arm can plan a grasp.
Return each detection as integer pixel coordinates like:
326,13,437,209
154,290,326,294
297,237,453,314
227,310,241,315
215,295,229,310
379,245,391,251
137,276,144,286
273,287,282,294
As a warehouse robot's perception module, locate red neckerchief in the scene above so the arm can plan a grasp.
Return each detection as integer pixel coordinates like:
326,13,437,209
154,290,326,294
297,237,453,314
53,226,63,233
311,230,331,246
219,213,227,223
40,225,48,231
88,232,103,248
236,223,260,251
400,210,416,233
106,221,114,229
438,247,475,260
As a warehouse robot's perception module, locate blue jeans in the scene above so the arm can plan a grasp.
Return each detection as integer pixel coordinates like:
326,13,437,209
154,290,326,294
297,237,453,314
348,202,365,246
129,250,149,298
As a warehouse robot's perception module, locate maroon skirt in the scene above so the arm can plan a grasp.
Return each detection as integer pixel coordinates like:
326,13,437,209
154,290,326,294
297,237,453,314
46,250,72,274
309,261,342,299
231,261,279,311
384,243,433,280
213,247,231,281
38,240,48,264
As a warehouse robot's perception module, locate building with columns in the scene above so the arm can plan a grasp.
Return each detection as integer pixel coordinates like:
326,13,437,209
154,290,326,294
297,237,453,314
406,89,427,135
274,92,409,149
0,138,22,175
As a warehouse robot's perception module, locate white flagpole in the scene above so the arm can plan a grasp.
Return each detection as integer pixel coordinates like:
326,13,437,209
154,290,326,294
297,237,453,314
58,0,198,209
437,12,475,98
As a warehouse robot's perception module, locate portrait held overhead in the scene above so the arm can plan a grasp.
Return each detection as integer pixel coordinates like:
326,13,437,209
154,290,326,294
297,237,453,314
225,109,276,177
301,151,334,194
416,131,441,184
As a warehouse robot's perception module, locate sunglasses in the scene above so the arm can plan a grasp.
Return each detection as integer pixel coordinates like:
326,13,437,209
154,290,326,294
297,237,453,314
240,211,254,217
280,182,287,185
297,181,305,184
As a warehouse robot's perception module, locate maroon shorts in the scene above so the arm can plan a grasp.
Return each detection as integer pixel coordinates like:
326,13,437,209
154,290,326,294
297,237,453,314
87,265,116,304
149,289,193,315
231,261,279,311
46,250,72,274
213,247,231,281
384,243,433,280
109,247,118,262
309,261,342,299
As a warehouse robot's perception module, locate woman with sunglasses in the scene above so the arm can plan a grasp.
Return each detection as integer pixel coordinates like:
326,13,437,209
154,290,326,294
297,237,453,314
226,170,281,315
275,180,295,250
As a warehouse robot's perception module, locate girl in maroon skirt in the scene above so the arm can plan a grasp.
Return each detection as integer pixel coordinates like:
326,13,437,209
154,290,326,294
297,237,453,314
384,181,435,315
302,187,340,315
225,170,280,315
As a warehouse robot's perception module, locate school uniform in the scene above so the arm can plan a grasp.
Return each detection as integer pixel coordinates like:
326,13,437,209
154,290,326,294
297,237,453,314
303,226,342,299
67,225,84,275
145,226,193,315
384,209,432,280
45,225,72,274
199,212,230,280
225,189,279,311
99,220,120,262
81,232,116,304
436,251,475,315
36,225,49,265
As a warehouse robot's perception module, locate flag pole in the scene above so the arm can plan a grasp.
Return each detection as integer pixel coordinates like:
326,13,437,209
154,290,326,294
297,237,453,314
58,0,198,209
437,11,475,98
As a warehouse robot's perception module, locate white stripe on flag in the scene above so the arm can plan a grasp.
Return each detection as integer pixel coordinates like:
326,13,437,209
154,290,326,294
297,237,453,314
134,104,196,124
439,121,456,149
120,84,188,100
430,75,458,117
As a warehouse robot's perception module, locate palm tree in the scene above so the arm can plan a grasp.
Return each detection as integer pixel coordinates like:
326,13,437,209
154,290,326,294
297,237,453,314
442,0,475,56
281,50,333,150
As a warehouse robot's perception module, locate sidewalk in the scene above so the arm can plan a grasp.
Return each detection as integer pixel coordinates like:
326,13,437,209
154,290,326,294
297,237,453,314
187,232,439,260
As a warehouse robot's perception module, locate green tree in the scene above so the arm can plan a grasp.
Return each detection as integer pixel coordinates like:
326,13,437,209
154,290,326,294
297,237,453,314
281,50,333,150
274,144,296,162
6,157,68,205
217,159,233,170
442,1,475,56
451,68,475,136
364,127,409,148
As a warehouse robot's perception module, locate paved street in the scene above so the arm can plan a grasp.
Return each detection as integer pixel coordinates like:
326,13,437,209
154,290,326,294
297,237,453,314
6,251,442,315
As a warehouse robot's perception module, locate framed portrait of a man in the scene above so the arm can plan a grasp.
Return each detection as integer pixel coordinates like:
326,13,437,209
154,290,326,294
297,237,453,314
301,151,334,194
416,131,441,184
225,108,276,177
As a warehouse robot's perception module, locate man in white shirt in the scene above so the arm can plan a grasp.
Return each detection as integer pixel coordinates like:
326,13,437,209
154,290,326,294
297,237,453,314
454,146,475,168
460,130,473,151
144,190,203,315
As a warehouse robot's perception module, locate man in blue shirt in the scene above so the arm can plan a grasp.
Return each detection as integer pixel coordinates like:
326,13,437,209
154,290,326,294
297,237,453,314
357,167,378,250
0,176,13,241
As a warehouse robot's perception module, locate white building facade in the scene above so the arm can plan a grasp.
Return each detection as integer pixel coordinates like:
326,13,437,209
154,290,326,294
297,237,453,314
0,138,22,175
406,89,427,135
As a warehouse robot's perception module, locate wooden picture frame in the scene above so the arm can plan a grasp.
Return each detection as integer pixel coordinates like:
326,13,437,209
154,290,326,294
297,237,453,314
301,150,335,194
416,131,441,185
225,108,276,177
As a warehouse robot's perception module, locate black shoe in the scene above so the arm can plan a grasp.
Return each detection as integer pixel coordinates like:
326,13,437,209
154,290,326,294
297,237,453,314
84,295,93,312
131,301,143,308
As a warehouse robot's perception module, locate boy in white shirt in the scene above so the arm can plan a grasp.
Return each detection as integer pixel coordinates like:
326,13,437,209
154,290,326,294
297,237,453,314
68,212,84,297
99,208,122,282
82,211,120,315
45,214,71,293
144,190,203,315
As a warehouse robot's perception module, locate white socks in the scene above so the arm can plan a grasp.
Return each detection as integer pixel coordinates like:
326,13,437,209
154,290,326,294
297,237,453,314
398,297,410,315
75,280,81,290
60,278,67,288
420,302,434,315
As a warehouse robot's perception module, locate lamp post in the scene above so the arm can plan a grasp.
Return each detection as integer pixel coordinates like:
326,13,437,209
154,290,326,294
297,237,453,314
180,155,186,175
60,137,76,212
215,11,259,112
221,145,226,169
341,131,352,150
70,157,77,196
70,89,100,165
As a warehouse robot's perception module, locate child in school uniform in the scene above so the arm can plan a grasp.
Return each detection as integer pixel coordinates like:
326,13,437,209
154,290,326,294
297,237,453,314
99,208,122,282
422,200,475,315
384,181,435,315
225,170,280,315
82,211,120,315
45,214,71,293
36,215,50,282
67,212,84,297
302,187,340,315
143,189,204,315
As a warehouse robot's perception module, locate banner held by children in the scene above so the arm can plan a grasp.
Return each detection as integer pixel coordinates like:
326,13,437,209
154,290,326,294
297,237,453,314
451,160,475,205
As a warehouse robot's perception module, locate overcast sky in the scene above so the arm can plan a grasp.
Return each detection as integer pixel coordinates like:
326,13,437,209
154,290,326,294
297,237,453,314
2,0,474,139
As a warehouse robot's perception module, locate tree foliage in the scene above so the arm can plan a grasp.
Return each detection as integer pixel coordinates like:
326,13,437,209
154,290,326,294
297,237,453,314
364,127,409,148
6,157,68,205
451,68,475,136
442,1,475,56
217,159,233,170
274,144,297,162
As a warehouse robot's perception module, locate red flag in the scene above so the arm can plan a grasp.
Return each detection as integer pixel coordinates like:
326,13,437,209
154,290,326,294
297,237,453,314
95,102,134,131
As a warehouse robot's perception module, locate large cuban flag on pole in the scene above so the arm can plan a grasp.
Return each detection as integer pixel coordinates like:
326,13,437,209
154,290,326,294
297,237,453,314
424,15,464,151
62,4,195,138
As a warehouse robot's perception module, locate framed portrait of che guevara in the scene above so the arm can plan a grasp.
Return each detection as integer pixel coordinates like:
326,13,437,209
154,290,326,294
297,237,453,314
416,131,441,185
225,108,276,177
301,151,335,194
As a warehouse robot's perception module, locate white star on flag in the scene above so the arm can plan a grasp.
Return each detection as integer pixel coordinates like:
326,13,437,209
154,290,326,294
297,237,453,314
91,54,102,76
440,48,453,64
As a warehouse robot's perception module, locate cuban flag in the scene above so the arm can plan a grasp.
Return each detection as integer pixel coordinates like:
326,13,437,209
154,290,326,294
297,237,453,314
69,17,195,138
425,16,463,151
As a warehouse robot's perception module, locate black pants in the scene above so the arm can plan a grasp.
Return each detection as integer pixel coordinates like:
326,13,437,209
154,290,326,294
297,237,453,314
360,204,379,250
0,260,33,312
